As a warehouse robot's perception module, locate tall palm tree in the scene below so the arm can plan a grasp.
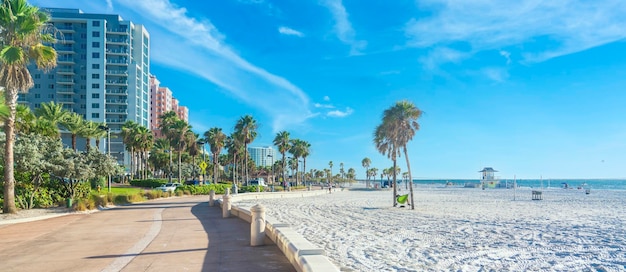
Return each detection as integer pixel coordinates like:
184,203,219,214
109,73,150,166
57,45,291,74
168,119,192,183
135,126,153,179
79,120,101,150
92,122,108,149
328,161,333,184
370,167,378,187
300,140,311,186
340,162,345,181
273,130,290,186
121,120,140,179
205,127,226,184
60,112,85,151
362,157,371,188
1,0,57,214
151,138,171,178
374,100,423,209
234,115,257,186
288,139,302,186
225,132,243,185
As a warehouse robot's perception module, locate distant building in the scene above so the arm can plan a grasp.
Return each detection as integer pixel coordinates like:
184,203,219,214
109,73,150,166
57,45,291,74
21,8,150,169
248,146,276,167
149,74,188,138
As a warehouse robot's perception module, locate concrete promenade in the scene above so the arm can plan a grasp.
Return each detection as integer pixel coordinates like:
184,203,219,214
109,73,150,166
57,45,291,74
0,196,294,272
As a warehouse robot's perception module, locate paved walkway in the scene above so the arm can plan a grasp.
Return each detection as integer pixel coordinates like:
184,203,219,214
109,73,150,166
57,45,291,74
0,196,295,272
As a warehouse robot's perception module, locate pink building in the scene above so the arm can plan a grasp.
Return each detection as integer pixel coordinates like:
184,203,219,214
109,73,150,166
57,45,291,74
150,75,188,138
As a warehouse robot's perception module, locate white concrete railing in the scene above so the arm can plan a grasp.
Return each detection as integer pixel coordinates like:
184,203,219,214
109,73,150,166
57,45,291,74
216,190,339,272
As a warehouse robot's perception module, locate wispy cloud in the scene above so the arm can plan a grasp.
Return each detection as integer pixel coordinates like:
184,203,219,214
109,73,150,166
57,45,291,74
320,0,366,55
481,67,509,82
499,50,511,65
105,0,113,10
278,26,304,37
419,47,469,73
111,0,311,132
406,0,626,63
327,107,354,118
314,103,334,109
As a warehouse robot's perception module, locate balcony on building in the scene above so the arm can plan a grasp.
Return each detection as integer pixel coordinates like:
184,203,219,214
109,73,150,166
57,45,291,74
105,79,128,86
105,108,128,115
56,87,75,95
106,58,128,66
56,24,75,33
105,89,128,95
57,57,75,64
105,48,129,56
106,118,127,124
106,99,128,105
56,67,75,75
55,45,74,54
106,38,129,45
56,78,75,85
105,69,128,76
57,97,75,104
106,28,129,35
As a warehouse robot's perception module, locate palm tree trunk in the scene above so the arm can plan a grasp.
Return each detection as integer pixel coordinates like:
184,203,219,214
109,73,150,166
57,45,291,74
244,143,248,186
403,147,415,210
3,90,18,213
178,151,182,183
71,134,77,151
85,139,90,151
96,138,101,150
392,158,397,207
129,147,134,180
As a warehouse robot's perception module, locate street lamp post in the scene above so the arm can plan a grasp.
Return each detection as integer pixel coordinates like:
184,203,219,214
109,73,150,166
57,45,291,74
98,125,111,192
197,140,206,183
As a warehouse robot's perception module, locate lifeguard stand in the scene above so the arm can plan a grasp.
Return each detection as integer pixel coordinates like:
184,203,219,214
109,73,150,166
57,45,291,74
479,167,499,188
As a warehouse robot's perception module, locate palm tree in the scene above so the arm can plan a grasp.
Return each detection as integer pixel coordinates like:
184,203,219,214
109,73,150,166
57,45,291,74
370,167,378,187
169,119,192,183
300,140,311,186
92,122,108,150
1,0,57,214
60,112,85,151
234,115,258,186
121,121,140,179
151,138,171,178
362,157,371,188
226,132,244,185
328,161,333,184
79,120,101,150
35,101,67,135
374,100,423,209
205,127,226,184
135,126,153,179
273,130,290,187
339,162,345,181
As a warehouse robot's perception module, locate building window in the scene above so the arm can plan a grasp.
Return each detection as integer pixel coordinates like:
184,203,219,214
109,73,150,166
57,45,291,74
92,31,100,37
92,42,99,48
92,21,100,27
48,94,54,98
92,84,100,89
92,52,99,58
80,33,86,38
34,84,40,89
80,54,86,60
34,74,40,79
92,93,99,98
48,84,54,90
92,64,100,69
80,104,86,109
81,43,86,49
34,93,41,98
92,103,99,108
80,85,86,90
92,74,99,79
48,74,54,79
34,103,40,108
91,113,100,118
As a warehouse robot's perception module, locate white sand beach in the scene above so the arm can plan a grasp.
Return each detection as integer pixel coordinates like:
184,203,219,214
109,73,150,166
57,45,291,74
236,185,626,271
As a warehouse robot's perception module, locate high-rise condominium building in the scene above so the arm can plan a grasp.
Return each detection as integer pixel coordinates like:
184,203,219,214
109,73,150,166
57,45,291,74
149,75,188,138
248,146,276,167
20,8,150,170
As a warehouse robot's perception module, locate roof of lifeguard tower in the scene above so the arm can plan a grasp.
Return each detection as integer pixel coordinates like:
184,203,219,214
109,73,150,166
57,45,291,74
479,167,498,172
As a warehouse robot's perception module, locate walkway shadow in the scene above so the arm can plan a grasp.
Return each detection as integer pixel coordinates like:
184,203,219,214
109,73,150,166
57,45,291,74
189,200,295,272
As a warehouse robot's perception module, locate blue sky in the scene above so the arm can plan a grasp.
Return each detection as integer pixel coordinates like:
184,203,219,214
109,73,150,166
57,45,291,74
31,0,626,179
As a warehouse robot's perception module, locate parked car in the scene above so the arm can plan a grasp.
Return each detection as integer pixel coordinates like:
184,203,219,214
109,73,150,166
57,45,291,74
249,178,267,186
159,183,181,192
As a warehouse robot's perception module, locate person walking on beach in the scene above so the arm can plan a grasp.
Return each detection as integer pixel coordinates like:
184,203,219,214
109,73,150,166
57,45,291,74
328,183,332,194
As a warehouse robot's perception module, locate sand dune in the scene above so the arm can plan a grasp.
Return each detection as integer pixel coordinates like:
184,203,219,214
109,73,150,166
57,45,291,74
236,185,626,271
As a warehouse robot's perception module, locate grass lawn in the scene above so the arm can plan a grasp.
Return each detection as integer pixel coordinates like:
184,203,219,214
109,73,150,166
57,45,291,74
108,187,144,195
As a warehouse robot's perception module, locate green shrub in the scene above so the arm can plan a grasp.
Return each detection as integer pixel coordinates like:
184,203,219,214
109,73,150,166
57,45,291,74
129,179,168,188
113,195,130,205
145,190,163,200
177,184,231,195
90,193,107,207
175,190,184,196
127,193,144,203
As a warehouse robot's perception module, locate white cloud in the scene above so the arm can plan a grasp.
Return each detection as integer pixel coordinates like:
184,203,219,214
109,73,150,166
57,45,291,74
482,67,509,82
323,96,330,101
320,0,367,55
327,107,354,118
405,0,626,63
419,47,469,73
105,0,113,9
278,26,304,37
499,50,511,64
110,0,311,132
314,103,334,109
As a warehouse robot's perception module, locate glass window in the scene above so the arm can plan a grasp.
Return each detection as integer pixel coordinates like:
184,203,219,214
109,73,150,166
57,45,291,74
92,103,99,108
92,31,100,37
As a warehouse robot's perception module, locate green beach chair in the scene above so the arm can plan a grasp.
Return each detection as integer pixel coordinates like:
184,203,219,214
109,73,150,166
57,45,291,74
396,194,409,207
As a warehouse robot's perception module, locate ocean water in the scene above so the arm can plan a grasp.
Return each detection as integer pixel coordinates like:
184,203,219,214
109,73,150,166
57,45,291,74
380,179,626,190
